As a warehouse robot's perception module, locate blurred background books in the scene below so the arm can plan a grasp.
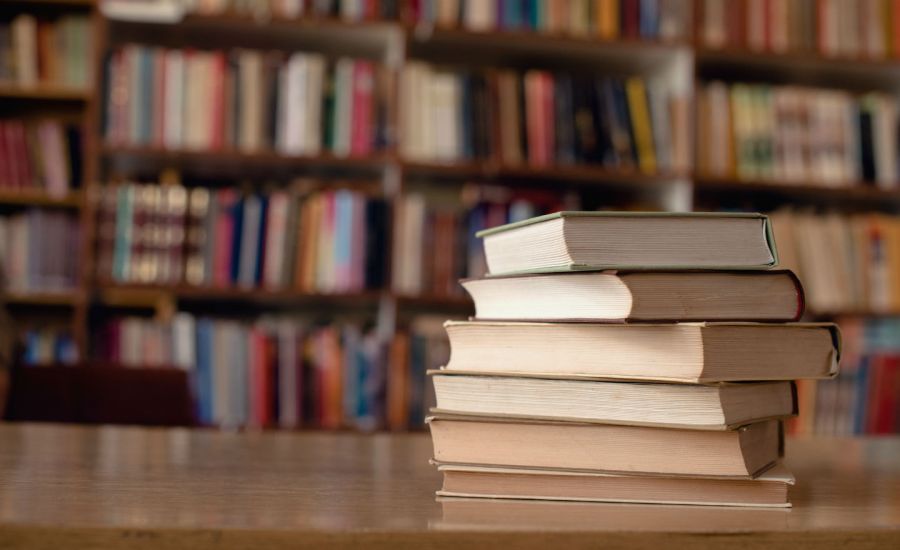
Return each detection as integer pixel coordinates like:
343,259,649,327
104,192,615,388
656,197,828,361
0,0,898,435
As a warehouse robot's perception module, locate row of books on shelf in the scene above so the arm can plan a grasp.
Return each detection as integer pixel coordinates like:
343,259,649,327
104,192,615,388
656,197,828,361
96,183,388,293
104,46,393,156
0,119,82,193
0,14,91,89
702,0,900,59
411,0,691,40
400,63,689,173
0,210,80,294
788,317,900,435
102,0,401,21
697,82,900,188
391,188,564,295
772,210,900,315
92,314,447,430
19,327,78,366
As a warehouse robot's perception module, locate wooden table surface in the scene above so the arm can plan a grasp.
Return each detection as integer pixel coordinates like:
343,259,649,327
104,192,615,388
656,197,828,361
0,423,897,549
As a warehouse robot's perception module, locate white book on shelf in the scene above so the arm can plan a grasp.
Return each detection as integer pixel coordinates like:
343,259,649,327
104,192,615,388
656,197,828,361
237,50,262,151
279,53,308,155
11,14,37,86
101,0,186,23
333,58,355,157
172,313,196,370
183,52,205,150
305,55,325,155
465,0,495,31
399,62,429,160
163,49,185,150
873,95,898,190
430,71,461,161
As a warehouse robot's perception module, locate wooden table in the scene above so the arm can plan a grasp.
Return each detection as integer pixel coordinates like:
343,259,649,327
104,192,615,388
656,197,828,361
0,423,897,549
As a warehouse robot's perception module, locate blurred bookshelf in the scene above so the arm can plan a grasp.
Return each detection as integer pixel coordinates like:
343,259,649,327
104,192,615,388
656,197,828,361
1,0,898,434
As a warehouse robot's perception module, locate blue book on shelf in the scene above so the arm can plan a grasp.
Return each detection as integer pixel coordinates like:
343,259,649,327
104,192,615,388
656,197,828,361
229,197,245,285
523,0,538,30
253,195,268,285
639,0,660,38
195,318,214,425
230,330,248,427
23,331,39,365
140,47,154,145
112,185,134,281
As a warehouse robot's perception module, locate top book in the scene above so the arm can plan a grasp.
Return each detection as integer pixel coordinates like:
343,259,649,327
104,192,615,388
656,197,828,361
477,212,778,275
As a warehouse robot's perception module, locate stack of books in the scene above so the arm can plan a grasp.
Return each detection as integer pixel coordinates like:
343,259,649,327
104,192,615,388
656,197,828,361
428,211,840,507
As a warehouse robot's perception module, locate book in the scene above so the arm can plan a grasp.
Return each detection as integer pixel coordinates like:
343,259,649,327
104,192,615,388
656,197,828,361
436,495,792,531
104,45,391,157
412,0,690,40
435,462,794,507
477,212,777,275
432,372,796,429
461,270,804,321
0,209,80,293
443,321,840,382
428,415,782,477
697,82,898,188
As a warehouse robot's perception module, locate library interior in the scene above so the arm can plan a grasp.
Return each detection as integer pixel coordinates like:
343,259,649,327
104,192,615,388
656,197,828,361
0,1,898,548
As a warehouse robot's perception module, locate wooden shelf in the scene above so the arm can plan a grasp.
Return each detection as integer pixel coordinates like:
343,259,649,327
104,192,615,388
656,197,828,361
696,47,900,89
96,283,386,309
0,0,95,9
5,290,84,307
403,160,689,187
395,293,472,310
102,145,392,176
0,85,90,101
0,189,84,208
409,26,689,66
694,175,900,205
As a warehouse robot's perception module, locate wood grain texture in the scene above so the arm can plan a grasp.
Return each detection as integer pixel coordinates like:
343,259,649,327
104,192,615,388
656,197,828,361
0,423,897,549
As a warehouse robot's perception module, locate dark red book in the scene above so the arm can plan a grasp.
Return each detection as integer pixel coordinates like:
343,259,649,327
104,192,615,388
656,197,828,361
210,52,226,151
350,60,374,157
0,121,10,187
213,188,239,288
622,0,639,38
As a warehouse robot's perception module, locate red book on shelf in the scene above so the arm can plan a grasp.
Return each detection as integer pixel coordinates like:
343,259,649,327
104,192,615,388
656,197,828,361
249,328,268,428
209,52,226,151
762,0,772,51
8,122,29,188
876,357,899,433
213,189,238,288
0,122,10,187
622,0,639,38
893,0,900,57
351,60,374,157
866,356,886,434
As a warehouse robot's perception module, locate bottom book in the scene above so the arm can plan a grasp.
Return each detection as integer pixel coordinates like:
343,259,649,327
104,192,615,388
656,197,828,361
435,463,793,508
434,496,792,532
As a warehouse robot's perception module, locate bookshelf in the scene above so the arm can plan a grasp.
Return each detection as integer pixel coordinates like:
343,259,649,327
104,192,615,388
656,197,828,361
3,0,899,434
